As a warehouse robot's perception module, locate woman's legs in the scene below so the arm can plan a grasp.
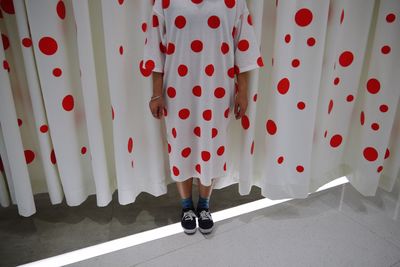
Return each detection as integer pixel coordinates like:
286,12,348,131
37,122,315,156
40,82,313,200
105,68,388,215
198,178,214,198
176,177,194,198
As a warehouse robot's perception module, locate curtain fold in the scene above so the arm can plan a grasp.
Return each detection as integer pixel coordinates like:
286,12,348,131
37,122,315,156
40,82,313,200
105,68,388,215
0,0,398,217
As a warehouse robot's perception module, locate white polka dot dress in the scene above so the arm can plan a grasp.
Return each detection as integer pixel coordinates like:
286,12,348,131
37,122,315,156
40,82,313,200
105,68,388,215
141,0,264,186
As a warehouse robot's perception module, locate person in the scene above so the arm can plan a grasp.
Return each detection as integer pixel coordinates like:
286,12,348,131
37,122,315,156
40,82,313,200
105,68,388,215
141,0,264,235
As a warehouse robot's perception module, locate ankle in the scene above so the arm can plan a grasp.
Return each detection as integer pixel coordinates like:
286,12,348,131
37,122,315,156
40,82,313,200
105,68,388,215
181,195,194,209
197,195,209,209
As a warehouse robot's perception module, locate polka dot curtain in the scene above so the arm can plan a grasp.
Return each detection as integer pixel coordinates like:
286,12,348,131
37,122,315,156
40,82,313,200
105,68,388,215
0,0,399,217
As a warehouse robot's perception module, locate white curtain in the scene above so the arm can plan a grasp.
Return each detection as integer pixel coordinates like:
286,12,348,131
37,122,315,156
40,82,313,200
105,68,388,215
0,0,399,217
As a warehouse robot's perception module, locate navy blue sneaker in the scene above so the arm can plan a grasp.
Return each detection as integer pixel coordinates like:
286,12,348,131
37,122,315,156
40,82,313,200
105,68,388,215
181,207,197,234
196,207,214,234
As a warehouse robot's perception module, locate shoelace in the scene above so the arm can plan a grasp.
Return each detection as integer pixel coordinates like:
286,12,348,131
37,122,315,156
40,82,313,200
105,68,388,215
183,210,196,221
199,210,212,221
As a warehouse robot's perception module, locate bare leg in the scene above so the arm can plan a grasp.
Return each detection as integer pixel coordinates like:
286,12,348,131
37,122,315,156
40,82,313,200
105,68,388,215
198,178,214,198
176,177,194,199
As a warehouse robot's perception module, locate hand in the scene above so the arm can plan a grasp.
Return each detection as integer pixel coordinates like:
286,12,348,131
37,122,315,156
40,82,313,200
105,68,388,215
234,92,248,119
149,96,165,119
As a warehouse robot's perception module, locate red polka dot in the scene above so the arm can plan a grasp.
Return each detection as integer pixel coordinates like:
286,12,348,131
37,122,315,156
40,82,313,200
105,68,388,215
238,40,249,51
277,78,290,94
119,45,123,55
224,0,235,8
296,165,304,172
167,86,176,98
22,38,32,47
191,40,203,52
334,77,340,85
386,13,396,23
62,95,74,111
291,58,300,68
208,15,220,28
307,37,316,46
284,34,291,43
118,0,124,5
224,107,230,118
178,64,188,76
366,78,380,94
232,27,237,39
381,45,391,54
253,94,258,102
3,59,10,72
81,146,87,155
330,134,342,148
371,123,379,131
266,119,277,135
277,156,284,164
194,126,201,137
139,60,152,77
247,14,253,25
145,59,155,71
328,99,333,114
172,166,180,176
227,67,235,78
385,148,390,159
175,15,186,29
340,9,344,24
221,42,229,54
50,149,57,164
112,106,115,120
363,147,378,161
195,164,201,174
214,87,225,98
257,56,264,67
241,115,250,129
0,0,15,14
297,101,305,110
172,127,177,138
223,162,227,171
24,150,35,164
192,85,202,97
142,22,147,33
346,95,354,102
162,0,170,9
295,8,313,27
2,34,9,50
57,1,66,20
212,128,218,138
40,125,48,133
166,43,175,54
217,146,225,156
203,109,212,121
181,147,191,158
152,14,159,27
179,108,190,119
201,151,211,161
379,104,388,113
39,36,58,56
377,166,383,173
168,143,171,153
339,51,354,67
205,64,214,76
128,137,133,153
53,68,62,77
360,111,365,125
250,141,254,154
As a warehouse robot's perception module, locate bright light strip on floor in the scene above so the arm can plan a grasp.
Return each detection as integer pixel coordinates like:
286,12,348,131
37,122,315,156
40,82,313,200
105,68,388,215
20,176,349,267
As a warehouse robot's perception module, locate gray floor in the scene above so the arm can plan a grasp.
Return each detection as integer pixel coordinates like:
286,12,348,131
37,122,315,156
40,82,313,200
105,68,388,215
2,180,400,267
0,182,265,267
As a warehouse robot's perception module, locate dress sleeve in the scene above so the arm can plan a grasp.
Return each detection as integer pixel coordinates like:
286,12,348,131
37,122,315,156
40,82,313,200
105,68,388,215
142,0,166,74
233,0,264,74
